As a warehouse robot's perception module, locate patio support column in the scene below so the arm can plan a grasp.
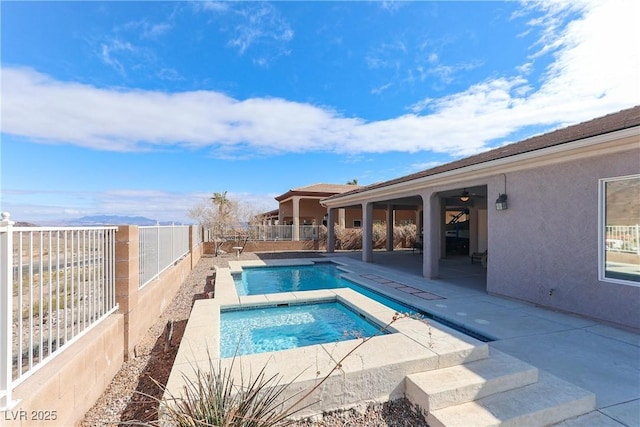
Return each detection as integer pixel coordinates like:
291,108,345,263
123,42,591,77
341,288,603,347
421,191,440,279
292,196,300,241
326,208,336,253
440,201,447,257
338,208,346,227
386,205,394,252
469,205,478,255
362,202,374,263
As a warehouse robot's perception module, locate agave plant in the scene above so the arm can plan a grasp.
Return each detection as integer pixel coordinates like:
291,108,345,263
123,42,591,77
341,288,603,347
155,352,310,427
138,313,414,426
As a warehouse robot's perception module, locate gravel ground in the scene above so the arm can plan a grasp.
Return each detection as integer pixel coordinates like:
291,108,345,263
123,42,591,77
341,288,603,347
80,251,428,427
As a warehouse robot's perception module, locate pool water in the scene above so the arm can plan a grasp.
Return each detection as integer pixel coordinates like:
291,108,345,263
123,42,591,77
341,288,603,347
234,263,344,295
234,263,418,314
232,262,492,342
220,302,384,357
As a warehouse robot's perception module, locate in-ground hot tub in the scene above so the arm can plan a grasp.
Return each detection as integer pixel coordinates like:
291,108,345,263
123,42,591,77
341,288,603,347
164,259,488,420
220,300,386,357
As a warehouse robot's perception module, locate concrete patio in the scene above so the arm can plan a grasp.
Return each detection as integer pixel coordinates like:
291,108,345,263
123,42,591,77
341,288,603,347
327,250,640,426
167,251,639,426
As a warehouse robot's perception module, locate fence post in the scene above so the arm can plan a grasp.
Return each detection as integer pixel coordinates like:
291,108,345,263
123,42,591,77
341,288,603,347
189,226,195,269
1,212,16,409
156,225,160,281
115,225,140,360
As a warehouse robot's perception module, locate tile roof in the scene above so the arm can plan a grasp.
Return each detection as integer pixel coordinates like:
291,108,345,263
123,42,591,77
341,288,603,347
275,183,362,201
324,105,640,201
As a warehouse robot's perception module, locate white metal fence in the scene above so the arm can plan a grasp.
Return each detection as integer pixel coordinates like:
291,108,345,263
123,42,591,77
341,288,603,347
138,225,190,288
194,225,204,247
605,225,640,253
1,214,117,408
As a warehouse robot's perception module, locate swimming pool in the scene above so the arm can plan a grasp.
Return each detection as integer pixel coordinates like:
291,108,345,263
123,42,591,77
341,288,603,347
220,301,385,357
233,262,491,342
233,263,345,295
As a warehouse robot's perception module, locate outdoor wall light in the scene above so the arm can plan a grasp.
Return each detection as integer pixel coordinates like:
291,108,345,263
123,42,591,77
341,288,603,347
495,173,508,210
495,193,508,210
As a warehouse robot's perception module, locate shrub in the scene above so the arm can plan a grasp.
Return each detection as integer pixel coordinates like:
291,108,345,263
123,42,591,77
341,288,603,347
153,353,306,427
321,223,417,250
146,314,413,426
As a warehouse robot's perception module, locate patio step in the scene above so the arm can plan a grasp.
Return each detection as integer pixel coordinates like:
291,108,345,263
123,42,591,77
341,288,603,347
425,371,596,427
405,349,538,412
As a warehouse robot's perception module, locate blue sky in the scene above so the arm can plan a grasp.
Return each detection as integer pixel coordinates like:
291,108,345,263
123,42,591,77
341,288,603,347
1,1,638,224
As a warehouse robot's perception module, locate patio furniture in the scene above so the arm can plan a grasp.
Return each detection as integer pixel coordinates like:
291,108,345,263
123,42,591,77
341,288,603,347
412,237,423,254
471,250,488,265
233,236,250,257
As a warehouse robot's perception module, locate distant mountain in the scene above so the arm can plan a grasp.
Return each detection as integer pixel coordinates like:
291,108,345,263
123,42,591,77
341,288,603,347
72,215,159,226
15,221,39,227
11,215,189,226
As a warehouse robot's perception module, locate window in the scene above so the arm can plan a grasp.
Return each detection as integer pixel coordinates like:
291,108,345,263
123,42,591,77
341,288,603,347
353,220,362,228
599,175,640,285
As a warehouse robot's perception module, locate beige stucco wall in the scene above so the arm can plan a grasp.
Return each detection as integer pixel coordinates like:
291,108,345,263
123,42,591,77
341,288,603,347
487,148,640,330
278,198,327,225
279,196,418,229
130,252,194,356
342,209,417,227
298,198,325,224
6,315,124,427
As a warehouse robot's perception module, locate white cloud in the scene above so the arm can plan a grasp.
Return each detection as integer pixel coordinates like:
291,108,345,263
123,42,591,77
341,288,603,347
99,40,135,75
221,2,294,61
2,0,638,160
423,60,484,86
195,1,229,13
123,19,172,39
365,40,407,70
371,82,393,95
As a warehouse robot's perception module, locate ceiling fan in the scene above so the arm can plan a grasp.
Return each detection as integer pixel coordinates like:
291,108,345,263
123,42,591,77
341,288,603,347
458,189,484,202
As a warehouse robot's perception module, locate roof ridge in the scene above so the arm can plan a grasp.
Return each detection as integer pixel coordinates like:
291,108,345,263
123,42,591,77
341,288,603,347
324,105,640,200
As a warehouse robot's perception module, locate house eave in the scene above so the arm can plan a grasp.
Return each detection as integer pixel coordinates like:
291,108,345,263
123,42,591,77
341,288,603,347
321,126,640,207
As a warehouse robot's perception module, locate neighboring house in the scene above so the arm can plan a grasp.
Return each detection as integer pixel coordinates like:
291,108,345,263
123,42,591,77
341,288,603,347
321,106,640,331
272,183,418,240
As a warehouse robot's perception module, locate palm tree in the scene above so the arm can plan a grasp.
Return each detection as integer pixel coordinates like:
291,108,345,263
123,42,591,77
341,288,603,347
210,191,231,256
346,179,359,185
211,191,231,215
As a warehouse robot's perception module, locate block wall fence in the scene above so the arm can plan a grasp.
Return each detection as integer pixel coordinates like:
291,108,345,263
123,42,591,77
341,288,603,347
2,225,203,427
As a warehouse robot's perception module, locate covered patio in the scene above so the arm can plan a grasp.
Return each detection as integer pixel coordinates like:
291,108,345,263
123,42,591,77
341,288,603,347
329,250,487,292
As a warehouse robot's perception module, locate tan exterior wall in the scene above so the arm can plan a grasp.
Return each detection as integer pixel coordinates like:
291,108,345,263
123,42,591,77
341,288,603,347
394,210,417,224
298,198,325,224
278,200,293,224
344,207,362,227
130,252,193,358
278,198,417,228
341,207,415,227
6,315,124,427
2,226,204,426
278,198,326,225
488,148,640,330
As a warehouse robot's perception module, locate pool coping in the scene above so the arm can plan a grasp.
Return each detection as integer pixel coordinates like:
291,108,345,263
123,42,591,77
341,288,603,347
163,258,489,418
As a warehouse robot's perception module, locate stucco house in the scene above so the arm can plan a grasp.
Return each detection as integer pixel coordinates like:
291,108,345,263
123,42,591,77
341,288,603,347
272,183,418,240
321,105,640,331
